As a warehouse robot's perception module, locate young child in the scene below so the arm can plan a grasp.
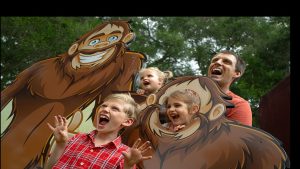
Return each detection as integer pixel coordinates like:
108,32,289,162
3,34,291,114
45,94,152,169
163,89,201,132
137,67,173,96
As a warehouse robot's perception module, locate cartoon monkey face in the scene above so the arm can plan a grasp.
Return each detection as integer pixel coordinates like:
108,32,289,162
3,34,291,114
68,22,134,69
142,76,230,140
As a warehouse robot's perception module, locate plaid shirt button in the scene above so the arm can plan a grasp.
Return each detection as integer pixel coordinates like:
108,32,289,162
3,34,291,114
80,162,84,165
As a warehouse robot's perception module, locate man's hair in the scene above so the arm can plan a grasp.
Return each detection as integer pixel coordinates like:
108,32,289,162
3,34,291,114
104,93,139,120
217,50,247,83
139,67,173,84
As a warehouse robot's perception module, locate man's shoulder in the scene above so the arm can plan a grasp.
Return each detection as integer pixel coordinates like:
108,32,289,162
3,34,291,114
227,91,248,103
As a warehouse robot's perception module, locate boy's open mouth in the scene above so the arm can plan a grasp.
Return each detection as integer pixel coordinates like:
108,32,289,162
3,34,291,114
99,114,110,125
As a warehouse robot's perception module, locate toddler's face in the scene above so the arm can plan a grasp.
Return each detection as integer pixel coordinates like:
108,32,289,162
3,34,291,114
139,70,162,94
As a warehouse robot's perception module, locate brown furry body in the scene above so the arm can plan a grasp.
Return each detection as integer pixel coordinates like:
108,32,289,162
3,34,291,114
123,76,290,169
1,43,144,168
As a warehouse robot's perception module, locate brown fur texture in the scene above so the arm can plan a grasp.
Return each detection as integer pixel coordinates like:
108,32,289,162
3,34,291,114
122,76,290,169
1,21,144,169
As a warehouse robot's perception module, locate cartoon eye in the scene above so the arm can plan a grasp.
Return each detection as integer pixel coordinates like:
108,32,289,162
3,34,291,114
89,39,100,46
107,35,118,42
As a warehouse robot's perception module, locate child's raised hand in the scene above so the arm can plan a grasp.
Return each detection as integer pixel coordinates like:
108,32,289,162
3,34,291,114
136,89,146,95
122,138,152,168
173,124,186,132
47,115,69,143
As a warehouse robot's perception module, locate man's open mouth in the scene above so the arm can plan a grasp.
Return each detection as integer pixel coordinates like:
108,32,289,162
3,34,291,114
211,67,222,75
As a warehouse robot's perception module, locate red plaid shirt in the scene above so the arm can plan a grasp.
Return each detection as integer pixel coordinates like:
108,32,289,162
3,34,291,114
52,130,135,169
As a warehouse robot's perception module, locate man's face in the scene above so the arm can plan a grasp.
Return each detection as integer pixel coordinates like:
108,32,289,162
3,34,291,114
207,53,239,88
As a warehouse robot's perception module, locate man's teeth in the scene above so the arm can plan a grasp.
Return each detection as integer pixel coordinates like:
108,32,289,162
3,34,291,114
212,68,222,75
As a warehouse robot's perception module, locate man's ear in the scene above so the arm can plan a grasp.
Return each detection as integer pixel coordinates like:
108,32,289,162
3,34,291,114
122,32,135,44
122,118,134,127
233,71,241,78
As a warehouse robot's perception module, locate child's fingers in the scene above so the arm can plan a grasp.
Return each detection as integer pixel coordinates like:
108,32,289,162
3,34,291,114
141,155,152,160
121,151,129,159
141,146,152,154
58,115,64,126
47,123,55,131
132,138,141,148
54,116,59,126
62,116,68,127
138,141,151,151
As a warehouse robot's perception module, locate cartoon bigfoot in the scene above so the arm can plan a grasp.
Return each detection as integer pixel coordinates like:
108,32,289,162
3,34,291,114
1,20,145,169
122,76,290,169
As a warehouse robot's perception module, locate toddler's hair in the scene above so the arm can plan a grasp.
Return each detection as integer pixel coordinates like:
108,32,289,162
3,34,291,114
139,67,173,83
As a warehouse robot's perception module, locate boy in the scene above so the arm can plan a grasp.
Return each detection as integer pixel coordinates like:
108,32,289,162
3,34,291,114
46,94,152,169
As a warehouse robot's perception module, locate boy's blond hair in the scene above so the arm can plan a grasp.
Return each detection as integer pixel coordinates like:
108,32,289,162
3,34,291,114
139,67,173,83
103,93,139,120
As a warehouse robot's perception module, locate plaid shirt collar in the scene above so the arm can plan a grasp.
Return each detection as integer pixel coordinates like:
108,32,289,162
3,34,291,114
87,130,122,148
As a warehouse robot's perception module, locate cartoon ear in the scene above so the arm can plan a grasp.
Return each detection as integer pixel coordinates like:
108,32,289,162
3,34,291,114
68,43,79,55
208,103,225,121
122,32,135,44
146,94,156,106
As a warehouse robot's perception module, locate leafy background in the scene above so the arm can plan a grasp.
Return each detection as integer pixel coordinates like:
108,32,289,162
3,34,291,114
1,16,290,127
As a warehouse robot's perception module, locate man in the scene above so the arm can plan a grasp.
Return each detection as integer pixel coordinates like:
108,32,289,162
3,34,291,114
208,50,252,126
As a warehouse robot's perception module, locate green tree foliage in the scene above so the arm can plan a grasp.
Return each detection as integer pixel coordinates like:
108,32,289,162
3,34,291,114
1,16,290,127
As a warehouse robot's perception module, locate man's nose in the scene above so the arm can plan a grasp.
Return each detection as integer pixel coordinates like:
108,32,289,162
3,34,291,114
215,59,223,65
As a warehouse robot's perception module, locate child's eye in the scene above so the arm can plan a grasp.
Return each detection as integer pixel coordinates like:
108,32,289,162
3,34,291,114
174,104,182,108
100,104,107,108
111,106,120,112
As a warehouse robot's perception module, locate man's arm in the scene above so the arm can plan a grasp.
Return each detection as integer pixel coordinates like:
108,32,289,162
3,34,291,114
227,100,252,126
